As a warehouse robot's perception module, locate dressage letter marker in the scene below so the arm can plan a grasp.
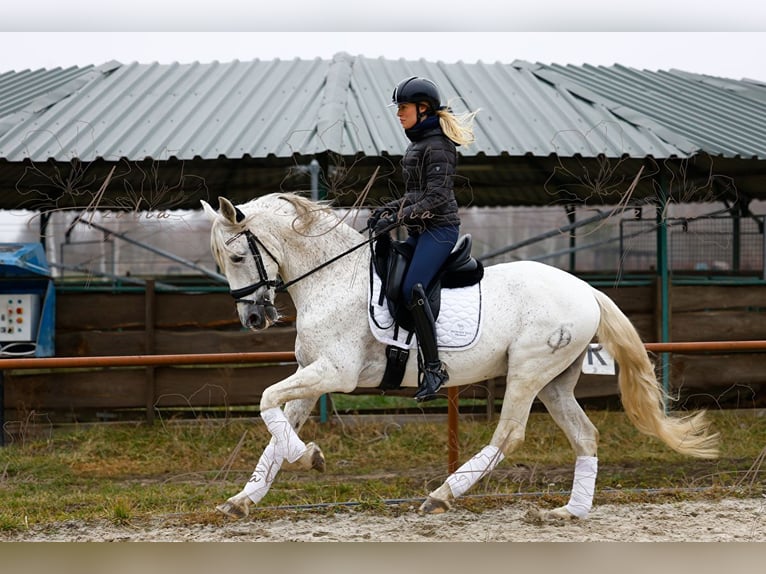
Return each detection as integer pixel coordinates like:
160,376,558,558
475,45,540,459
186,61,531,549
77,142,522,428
582,343,616,375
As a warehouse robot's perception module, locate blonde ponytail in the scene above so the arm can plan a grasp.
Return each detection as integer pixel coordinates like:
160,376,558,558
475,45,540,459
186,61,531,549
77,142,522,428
437,102,480,147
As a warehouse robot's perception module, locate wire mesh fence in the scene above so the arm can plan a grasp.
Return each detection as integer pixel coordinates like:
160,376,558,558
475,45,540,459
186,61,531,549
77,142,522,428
620,215,765,276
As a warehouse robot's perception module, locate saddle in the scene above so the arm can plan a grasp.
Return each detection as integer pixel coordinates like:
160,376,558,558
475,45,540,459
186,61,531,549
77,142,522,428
371,233,484,391
372,233,484,332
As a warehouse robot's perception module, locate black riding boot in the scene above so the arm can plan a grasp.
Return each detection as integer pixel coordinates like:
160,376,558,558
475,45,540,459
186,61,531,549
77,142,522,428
409,283,449,402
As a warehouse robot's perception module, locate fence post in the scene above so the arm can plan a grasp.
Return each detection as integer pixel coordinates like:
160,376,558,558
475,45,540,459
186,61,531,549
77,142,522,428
145,280,156,425
447,386,459,474
0,371,4,447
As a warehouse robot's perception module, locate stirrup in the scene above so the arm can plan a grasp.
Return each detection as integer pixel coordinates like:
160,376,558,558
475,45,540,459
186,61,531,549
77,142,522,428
414,362,449,402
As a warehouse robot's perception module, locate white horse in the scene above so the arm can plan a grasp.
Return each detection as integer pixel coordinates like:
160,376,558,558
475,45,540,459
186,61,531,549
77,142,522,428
201,192,719,520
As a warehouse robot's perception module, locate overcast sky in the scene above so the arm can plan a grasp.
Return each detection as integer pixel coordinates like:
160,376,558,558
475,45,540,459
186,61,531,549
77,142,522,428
0,32,764,81
1,2,766,81
1,3,765,242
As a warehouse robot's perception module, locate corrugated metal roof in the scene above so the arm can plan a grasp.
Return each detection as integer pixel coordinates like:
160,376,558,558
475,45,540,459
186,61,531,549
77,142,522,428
2,53,765,212
0,63,102,135
526,62,766,159
0,57,332,162
349,56,685,159
0,53,695,163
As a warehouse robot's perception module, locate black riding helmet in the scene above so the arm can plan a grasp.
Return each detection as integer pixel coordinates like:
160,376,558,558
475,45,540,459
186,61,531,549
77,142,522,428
391,76,441,116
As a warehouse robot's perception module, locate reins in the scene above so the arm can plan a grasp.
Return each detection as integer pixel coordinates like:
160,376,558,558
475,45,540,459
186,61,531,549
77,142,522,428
274,168,385,293
227,226,389,300
275,231,380,293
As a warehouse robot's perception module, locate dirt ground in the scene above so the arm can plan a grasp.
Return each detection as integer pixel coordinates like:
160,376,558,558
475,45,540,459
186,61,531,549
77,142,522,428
3,496,763,542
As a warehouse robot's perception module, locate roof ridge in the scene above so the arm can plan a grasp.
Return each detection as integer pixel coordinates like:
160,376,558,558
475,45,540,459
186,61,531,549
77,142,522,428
315,52,355,152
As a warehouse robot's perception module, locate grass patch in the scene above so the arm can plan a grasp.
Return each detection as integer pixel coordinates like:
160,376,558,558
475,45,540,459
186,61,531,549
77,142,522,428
0,408,763,532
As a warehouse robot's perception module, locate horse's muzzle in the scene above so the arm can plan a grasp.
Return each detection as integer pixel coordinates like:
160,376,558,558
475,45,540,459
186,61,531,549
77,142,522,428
239,301,280,331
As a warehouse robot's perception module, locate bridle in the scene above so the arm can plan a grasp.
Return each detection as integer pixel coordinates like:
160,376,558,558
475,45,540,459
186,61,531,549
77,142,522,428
224,226,381,302
223,201,391,303
225,229,282,302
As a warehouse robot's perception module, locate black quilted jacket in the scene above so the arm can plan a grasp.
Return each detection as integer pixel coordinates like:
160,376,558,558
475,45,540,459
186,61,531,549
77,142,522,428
387,122,461,233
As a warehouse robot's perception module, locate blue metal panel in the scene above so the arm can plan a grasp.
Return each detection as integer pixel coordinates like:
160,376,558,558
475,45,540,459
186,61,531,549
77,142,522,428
0,242,55,357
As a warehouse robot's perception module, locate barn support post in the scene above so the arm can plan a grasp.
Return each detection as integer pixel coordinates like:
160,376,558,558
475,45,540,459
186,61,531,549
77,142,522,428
732,215,741,272
309,159,321,201
566,205,576,273
656,181,671,405
763,215,766,280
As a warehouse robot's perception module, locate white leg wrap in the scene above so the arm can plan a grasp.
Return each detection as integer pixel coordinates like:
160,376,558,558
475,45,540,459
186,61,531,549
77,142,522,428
261,406,307,463
243,440,281,504
445,445,505,499
565,455,598,518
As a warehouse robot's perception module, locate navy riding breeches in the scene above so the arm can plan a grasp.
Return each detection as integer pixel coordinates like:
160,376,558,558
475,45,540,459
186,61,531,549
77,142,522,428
402,225,460,304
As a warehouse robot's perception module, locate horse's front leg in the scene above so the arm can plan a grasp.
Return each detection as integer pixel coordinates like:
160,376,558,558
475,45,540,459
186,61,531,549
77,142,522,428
216,359,352,518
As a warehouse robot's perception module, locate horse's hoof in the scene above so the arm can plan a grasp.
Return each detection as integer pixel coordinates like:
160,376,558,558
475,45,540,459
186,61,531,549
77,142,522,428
418,496,451,515
546,506,579,520
523,505,578,524
308,442,326,473
215,499,249,519
281,442,325,473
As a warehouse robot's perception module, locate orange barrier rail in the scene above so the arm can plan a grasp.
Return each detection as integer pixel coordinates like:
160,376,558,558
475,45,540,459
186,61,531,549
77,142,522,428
0,351,297,370
0,351,298,447
644,341,766,352
3,341,764,371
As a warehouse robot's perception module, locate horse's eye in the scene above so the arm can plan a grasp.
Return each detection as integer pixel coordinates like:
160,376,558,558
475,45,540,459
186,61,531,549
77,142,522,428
230,255,245,264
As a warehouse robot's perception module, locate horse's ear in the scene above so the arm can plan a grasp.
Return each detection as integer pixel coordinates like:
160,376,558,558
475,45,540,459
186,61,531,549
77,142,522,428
218,197,246,224
200,199,218,221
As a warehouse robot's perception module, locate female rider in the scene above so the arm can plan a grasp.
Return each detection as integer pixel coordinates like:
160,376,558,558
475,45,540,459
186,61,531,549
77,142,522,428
368,76,478,401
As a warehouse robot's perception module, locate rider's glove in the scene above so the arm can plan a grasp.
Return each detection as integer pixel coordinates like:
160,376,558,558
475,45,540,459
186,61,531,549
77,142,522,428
367,207,390,231
373,215,397,234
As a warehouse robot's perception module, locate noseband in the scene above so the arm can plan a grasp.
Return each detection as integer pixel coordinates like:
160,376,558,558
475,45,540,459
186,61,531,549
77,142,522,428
225,229,282,301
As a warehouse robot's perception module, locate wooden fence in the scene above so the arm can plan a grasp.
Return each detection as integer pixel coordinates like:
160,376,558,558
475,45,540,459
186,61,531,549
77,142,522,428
2,281,765,426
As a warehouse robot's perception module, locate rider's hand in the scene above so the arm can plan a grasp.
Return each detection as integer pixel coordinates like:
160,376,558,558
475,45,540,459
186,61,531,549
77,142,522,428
373,215,397,234
367,208,390,231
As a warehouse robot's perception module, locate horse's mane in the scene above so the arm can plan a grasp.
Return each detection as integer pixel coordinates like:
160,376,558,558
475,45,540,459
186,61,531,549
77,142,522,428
222,192,334,233
209,193,353,269
272,192,336,234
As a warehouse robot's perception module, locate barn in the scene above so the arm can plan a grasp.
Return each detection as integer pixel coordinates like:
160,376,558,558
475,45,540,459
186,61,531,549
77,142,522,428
0,52,765,428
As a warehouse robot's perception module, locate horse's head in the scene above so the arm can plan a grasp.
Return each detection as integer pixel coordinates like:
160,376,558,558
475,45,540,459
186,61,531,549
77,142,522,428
202,196,281,331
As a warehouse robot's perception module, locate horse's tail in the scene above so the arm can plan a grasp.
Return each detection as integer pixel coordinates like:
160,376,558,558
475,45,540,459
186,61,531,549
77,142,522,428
591,289,719,459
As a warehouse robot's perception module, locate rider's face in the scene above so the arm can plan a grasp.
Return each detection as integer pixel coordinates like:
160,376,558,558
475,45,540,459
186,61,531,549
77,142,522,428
396,102,425,130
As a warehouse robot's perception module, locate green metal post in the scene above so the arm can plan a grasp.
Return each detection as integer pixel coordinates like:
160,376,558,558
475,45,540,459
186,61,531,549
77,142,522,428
656,185,671,406
732,215,740,272
319,394,328,423
566,205,576,273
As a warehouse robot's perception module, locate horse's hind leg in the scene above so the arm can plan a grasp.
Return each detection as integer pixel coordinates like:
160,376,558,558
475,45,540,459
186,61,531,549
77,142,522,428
535,352,599,520
419,375,539,514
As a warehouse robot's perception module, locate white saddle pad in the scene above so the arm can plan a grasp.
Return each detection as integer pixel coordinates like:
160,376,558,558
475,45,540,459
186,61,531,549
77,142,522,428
367,270,483,351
